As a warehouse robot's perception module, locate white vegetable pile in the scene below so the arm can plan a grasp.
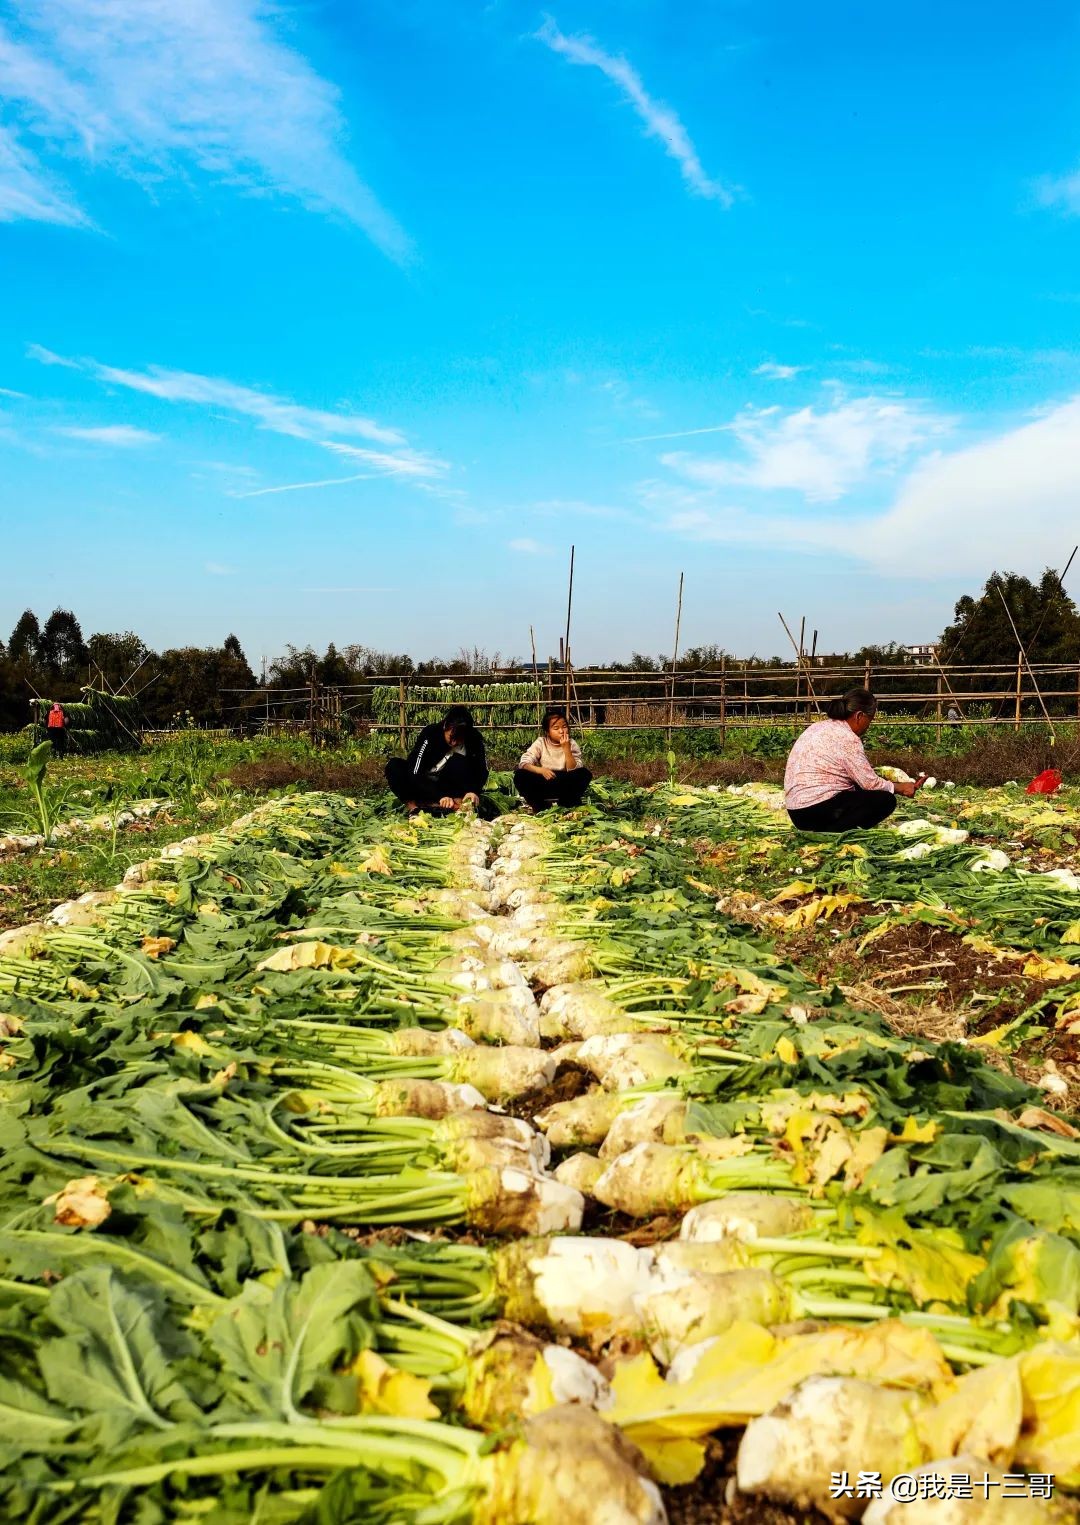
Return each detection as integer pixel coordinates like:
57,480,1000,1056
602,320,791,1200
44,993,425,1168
1,791,1079,1523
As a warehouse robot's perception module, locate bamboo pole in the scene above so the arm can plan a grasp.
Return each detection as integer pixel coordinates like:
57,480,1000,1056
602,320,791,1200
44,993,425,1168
777,612,821,710
807,630,818,723
667,572,685,741
998,587,1056,742
935,674,943,744
720,654,727,748
563,545,575,713
398,680,407,752
529,625,541,727
1015,656,1023,732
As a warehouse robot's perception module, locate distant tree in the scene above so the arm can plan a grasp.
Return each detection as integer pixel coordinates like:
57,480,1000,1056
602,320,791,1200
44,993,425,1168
39,608,89,678
8,609,41,664
939,569,1080,668
87,631,152,690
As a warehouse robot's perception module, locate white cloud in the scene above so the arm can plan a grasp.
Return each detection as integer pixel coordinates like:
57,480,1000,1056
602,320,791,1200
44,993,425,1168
662,396,950,503
0,386,28,399
92,362,406,446
55,423,161,446
26,342,80,368
301,585,395,593
29,345,455,486
30,346,407,446
1035,171,1080,216
0,0,410,258
205,561,233,576
753,362,802,380
509,537,545,553
651,394,1080,579
0,123,91,226
322,441,449,479
231,472,376,498
537,19,733,207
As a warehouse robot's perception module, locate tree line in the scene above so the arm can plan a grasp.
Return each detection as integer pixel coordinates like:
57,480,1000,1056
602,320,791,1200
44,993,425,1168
2,569,1077,732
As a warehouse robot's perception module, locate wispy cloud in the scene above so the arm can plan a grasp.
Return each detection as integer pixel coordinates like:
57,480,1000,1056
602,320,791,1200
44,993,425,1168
0,386,28,399
301,586,396,594
29,344,454,486
29,345,407,447
0,123,91,227
231,472,377,499
754,362,802,380
537,18,733,207
322,441,450,479
662,396,951,502
26,342,80,369
616,423,730,446
0,0,411,258
55,423,161,447
508,537,545,553
1034,170,1080,217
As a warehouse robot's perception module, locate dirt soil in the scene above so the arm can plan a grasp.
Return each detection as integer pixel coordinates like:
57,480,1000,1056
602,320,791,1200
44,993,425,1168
663,1436,825,1524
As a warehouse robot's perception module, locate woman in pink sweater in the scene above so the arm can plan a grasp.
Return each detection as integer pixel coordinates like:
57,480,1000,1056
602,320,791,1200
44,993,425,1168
784,688,924,832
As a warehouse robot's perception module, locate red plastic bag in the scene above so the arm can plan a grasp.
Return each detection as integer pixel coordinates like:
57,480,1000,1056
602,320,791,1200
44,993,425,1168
1026,768,1062,794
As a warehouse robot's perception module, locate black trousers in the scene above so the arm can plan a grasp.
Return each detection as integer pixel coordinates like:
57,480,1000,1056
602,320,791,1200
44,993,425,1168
514,767,592,811
48,730,67,757
385,756,480,813
788,787,896,833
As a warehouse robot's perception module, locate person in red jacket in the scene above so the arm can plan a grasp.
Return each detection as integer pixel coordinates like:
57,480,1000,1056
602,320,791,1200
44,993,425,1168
46,702,67,757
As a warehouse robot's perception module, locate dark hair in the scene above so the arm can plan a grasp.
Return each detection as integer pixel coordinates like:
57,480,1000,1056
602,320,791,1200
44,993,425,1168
826,687,877,722
442,705,475,734
541,706,567,736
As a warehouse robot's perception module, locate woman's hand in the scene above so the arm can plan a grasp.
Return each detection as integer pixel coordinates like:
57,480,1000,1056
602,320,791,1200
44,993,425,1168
463,791,480,806
895,781,918,798
539,768,556,781
439,796,456,809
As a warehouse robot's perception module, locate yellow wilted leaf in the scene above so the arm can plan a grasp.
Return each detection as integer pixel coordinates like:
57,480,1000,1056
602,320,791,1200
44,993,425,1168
772,880,818,903
782,893,859,930
1017,1343,1080,1485
863,1235,986,1307
1024,954,1080,982
140,935,176,960
921,1359,1022,1466
256,941,358,973
350,1349,439,1420
194,993,219,1010
356,846,392,876
172,1031,214,1055
724,992,769,1016
775,1036,799,1065
837,842,868,858
969,1021,1020,1049
65,977,99,1000
45,1175,111,1230
685,876,712,894
893,1117,938,1144
1061,922,1080,945
666,793,702,807
844,1126,888,1189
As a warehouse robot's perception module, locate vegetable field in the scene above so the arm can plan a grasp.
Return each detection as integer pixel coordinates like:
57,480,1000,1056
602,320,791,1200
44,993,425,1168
1,783,1079,1522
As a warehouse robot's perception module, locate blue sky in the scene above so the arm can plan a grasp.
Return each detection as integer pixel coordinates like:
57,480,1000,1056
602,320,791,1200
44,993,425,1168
3,0,1080,665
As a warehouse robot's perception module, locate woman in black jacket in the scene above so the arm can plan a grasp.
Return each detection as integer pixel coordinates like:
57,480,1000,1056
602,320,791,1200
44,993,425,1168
385,705,489,816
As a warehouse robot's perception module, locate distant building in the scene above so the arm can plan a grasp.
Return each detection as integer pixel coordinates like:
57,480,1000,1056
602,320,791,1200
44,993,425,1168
903,643,937,666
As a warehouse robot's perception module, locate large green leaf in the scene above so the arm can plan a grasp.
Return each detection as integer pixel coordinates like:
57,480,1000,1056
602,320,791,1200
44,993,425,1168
38,1268,201,1435
207,1260,377,1422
